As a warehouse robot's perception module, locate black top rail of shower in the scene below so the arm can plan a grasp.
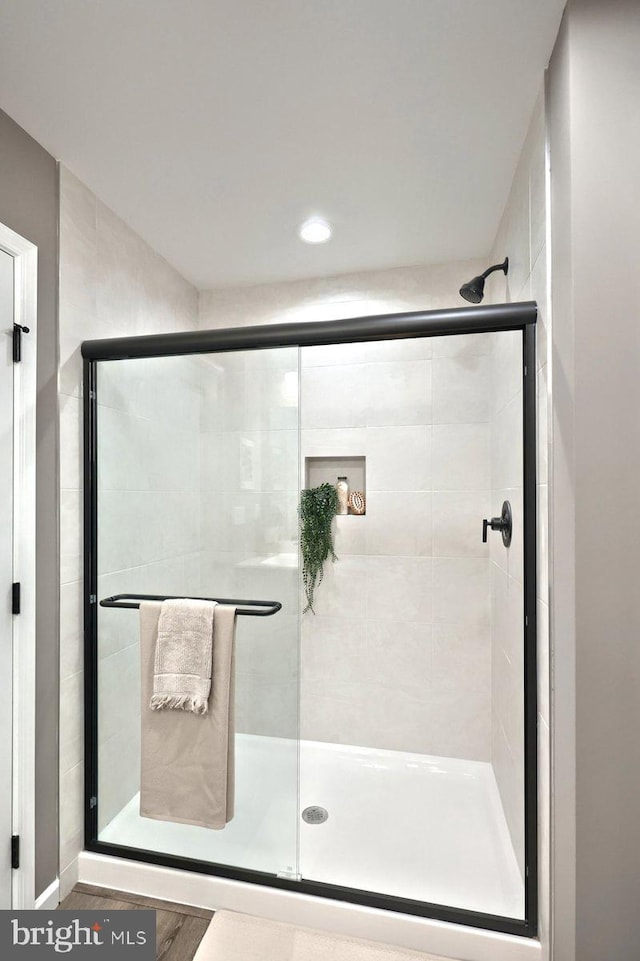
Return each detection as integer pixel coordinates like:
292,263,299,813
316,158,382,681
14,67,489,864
99,593,282,617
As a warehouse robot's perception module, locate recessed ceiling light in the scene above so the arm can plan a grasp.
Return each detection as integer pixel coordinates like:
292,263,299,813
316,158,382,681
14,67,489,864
299,217,332,244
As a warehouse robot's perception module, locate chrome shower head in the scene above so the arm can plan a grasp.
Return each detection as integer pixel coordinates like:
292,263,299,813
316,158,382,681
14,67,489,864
459,258,509,304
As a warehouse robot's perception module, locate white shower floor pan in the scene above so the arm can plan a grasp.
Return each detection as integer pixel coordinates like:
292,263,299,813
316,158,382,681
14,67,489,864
99,734,524,920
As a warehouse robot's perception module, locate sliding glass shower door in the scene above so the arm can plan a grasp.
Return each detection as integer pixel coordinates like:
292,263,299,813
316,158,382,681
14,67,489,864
94,347,301,879
84,304,536,936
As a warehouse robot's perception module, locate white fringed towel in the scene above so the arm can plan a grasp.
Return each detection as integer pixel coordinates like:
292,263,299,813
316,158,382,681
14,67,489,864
140,601,237,829
150,598,216,715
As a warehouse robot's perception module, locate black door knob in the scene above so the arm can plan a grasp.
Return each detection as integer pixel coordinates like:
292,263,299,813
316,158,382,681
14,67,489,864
482,500,512,548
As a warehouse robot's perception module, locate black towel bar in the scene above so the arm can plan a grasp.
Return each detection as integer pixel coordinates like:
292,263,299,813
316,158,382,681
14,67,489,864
99,593,282,617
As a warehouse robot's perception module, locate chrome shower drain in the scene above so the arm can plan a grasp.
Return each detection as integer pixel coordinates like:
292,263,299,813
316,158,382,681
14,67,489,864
302,805,328,824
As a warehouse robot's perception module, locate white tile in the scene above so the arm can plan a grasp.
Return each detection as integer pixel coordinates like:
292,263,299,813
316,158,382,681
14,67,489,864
60,490,82,584
491,330,523,416
528,89,547,271
333,514,367,555
59,829,84,881
367,426,432,491
365,492,432,556
491,563,509,681
245,368,299,431
531,247,549,370
95,200,142,334
236,614,298,681
504,574,525,676
428,691,491,761
58,300,89,399
232,555,299,618
204,427,299,496
97,407,150,492
199,551,237,598
489,491,509,575
301,364,368,429
60,762,84,862
302,617,368,684
506,487,524,585
98,491,151,572
59,394,82,491
302,427,367,460
98,645,141,744
537,484,549,603
491,394,523,491
235,675,298,738
365,360,431,428
99,730,140,829
363,621,433,698
59,671,84,776
432,424,490,490
356,337,432,363
432,622,491,696
96,357,141,415
145,419,200,492
199,361,234,431
97,579,140,658
200,431,233,491
432,332,492,358
302,683,433,755
301,342,374,367
61,166,97,235
432,355,490,424
59,215,97,317
60,581,83,679
432,491,491,558
433,557,490,626
303,554,367,619
504,156,531,303
492,725,525,877
366,556,432,622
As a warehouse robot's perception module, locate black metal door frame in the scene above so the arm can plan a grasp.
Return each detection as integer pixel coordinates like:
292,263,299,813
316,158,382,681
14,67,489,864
82,301,538,938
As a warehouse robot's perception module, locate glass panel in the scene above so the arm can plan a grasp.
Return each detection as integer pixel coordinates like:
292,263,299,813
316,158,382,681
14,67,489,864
298,331,525,918
96,348,300,878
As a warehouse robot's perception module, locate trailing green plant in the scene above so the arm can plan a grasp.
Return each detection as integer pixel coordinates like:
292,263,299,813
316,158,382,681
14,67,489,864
299,483,339,613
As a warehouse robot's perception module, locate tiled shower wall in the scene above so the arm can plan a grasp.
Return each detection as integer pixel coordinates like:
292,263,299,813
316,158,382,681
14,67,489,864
58,167,198,897
486,86,551,939
299,338,493,758
199,260,492,760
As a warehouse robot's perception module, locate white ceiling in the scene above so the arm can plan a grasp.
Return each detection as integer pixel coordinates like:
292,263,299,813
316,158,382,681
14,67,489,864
0,0,564,290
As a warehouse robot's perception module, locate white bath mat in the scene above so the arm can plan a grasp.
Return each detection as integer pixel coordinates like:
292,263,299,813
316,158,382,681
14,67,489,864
193,910,454,961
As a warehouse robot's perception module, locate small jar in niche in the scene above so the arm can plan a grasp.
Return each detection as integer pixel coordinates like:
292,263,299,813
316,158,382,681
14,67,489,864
336,476,349,515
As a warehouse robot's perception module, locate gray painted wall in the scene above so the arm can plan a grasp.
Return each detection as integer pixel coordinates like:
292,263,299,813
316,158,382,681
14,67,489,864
548,2,640,958
0,108,59,897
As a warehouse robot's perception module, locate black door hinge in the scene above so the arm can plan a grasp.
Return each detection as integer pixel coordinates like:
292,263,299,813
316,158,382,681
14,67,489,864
11,835,20,870
12,583,20,615
12,324,30,363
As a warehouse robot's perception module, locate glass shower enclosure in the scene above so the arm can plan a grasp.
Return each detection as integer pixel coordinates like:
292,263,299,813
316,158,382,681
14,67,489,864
82,302,537,937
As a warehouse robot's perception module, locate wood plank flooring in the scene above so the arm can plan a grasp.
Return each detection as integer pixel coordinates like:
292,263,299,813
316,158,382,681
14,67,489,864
59,883,213,961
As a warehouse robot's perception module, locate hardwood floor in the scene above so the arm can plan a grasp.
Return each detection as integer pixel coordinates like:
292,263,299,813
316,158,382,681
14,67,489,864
59,883,213,961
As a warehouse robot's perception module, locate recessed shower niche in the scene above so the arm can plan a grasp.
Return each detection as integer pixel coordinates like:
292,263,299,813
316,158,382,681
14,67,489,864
304,456,366,515
82,303,537,938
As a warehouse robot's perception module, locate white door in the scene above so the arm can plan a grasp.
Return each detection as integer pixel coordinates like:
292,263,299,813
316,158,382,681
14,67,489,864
0,248,14,908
